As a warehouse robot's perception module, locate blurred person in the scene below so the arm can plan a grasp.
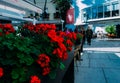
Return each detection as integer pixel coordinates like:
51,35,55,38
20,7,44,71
86,27,93,45
80,27,86,52
80,27,86,44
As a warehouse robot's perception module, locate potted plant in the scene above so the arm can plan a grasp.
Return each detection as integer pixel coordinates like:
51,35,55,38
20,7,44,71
0,23,77,83
105,25,116,38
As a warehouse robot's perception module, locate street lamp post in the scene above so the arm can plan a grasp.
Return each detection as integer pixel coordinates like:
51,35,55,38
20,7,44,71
33,0,36,4
42,0,47,19
61,19,64,31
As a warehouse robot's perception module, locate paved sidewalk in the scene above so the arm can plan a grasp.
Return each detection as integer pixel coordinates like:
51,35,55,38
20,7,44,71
74,39,120,83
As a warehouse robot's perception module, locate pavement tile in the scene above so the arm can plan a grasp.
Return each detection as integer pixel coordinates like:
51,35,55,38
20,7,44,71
74,67,106,83
78,59,89,67
75,39,120,83
88,53,109,59
104,68,120,83
90,58,120,68
108,59,120,68
90,59,111,68
81,52,89,59
108,53,120,59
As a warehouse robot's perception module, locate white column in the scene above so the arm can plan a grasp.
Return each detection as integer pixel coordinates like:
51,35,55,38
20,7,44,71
49,13,54,20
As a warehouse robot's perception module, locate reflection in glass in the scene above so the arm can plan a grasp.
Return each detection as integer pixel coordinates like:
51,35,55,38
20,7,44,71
86,8,92,20
104,5,110,17
98,6,103,18
92,7,97,19
112,3,119,16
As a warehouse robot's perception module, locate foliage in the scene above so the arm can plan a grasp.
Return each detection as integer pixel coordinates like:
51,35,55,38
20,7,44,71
51,0,72,21
0,23,77,83
105,25,116,34
74,33,83,45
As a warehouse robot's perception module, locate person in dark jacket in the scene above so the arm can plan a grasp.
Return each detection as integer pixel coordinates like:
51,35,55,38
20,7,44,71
80,27,86,44
79,27,85,52
86,27,93,45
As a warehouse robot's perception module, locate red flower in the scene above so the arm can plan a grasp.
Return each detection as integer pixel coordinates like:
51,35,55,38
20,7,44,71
5,31,10,35
30,75,41,83
0,24,15,35
0,67,3,78
36,54,50,67
65,32,73,39
57,36,64,43
52,48,63,59
0,24,3,28
47,30,57,42
66,39,73,46
23,23,34,31
52,47,68,60
48,30,64,43
57,31,65,37
42,67,50,76
47,30,64,44
23,23,56,34
58,43,67,52
45,24,51,30
0,32,2,36
67,47,72,51
35,24,47,33
62,52,68,60
72,32,77,40
50,24,56,30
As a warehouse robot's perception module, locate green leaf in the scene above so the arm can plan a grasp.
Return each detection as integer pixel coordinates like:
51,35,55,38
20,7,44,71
0,28,2,32
60,62,65,70
19,77,26,82
17,53,24,59
49,71,56,79
19,69,26,82
1,59,17,65
11,68,27,82
51,61,59,68
11,70,19,79
12,80,18,83
25,57,34,65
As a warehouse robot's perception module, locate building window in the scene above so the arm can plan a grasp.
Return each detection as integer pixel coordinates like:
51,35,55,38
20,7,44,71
81,10,87,22
104,5,111,17
54,12,60,18
92,7,97,19
86,8,92,20
112,3,119,16
54,7,60,19
98,6,103,18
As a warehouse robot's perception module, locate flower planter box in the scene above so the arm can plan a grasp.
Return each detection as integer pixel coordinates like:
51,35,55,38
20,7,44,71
0,23,83,83
42,51,74,83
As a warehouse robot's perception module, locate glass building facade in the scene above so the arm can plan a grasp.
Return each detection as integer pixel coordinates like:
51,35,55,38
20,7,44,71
81,0,120,22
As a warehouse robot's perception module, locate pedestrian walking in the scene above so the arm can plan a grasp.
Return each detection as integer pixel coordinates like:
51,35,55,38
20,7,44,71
86,27,93,45
80,27,86,44
80,27,86,52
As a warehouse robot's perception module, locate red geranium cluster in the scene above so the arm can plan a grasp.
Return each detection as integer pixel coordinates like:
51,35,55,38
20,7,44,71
23,23,56,34
0,23,77,82
0,24,15,35
23,23,75,80
47,30,77,60
30,75,41,83
64,32,77,51
0,67,3,78
23,23,76,61
36,54,50,76
47,30,68,60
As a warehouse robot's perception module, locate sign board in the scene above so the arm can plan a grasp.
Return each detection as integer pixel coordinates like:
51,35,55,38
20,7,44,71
66,7,74,24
